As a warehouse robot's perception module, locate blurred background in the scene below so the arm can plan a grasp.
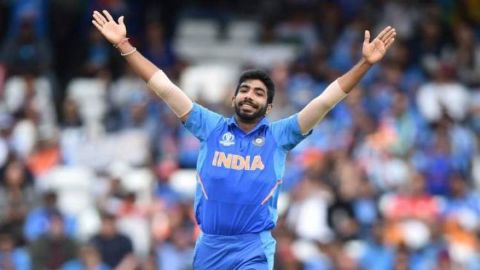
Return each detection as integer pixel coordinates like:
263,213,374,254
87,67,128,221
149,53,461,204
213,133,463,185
0,0,479,269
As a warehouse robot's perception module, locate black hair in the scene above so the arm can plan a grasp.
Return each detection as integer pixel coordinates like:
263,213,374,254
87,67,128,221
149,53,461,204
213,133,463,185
235,69,275,104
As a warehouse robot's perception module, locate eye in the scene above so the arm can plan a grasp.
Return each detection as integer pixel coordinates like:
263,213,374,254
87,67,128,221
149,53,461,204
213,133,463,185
239,87,248,93
255,90,265,97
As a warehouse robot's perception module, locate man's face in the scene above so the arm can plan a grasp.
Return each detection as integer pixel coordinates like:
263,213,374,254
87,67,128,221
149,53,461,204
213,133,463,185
233,79,271,123
100,219,116,237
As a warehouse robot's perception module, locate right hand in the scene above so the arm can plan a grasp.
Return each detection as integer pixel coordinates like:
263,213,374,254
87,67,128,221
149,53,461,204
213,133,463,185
362,26,396,65
92,10,127,45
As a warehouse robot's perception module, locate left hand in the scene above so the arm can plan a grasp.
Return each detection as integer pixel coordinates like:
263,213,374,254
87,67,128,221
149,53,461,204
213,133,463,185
362,26,396,64
92,10,127,45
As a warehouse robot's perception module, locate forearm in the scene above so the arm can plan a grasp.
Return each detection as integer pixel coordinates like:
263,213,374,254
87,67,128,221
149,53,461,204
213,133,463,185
298,80,347,134
116,41,158,81
117,41,193,119
297,26,395,133
337,57,372,93
147,70,193,119
298,58,372,133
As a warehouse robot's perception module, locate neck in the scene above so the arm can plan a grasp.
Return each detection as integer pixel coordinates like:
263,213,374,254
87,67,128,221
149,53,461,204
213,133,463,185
235,115,263,133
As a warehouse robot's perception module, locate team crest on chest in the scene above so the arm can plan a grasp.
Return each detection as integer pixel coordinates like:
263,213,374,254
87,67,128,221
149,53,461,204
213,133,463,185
252,136,265,147
220,132,235,146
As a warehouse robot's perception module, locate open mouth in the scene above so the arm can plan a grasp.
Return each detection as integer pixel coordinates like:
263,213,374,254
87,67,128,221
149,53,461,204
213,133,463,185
239,102,257,110
241,104,255,110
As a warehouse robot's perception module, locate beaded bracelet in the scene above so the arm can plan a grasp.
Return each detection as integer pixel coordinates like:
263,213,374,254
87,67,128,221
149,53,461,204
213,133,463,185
120,47,137,56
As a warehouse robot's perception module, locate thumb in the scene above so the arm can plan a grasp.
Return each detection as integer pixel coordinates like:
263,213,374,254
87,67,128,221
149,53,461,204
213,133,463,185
364,30,370,45
118,16,125,25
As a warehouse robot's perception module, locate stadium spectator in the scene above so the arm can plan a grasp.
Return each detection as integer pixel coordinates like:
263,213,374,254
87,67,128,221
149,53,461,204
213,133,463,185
90,213,134,269
0,230,31,270
0,157,36,241
23,191,76,241
0,16,51,76
28,212,78,270
61,244,110,270
0,1,479,269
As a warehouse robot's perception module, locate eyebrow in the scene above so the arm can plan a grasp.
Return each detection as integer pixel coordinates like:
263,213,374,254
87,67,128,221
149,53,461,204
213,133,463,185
239,83,266,93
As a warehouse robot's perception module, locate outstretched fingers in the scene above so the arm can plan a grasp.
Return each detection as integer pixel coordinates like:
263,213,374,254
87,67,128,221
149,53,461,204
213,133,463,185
102,10,114,22
376,26,392,42
380,28,396,44
93,11,107,26
92,20,103,31
385,36,396,50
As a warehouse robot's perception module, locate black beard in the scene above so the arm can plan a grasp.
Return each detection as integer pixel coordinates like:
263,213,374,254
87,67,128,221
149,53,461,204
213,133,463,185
234,102,268,123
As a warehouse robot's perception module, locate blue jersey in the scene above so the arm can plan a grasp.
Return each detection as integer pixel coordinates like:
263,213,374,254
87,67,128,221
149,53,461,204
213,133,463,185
184,103,310,235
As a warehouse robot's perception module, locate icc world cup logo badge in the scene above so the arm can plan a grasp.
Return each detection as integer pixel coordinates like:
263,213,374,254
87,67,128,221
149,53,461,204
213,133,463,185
220,132,235,146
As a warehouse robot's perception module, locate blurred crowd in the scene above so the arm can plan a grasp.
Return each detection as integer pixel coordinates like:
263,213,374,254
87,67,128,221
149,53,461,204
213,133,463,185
0,0,480,269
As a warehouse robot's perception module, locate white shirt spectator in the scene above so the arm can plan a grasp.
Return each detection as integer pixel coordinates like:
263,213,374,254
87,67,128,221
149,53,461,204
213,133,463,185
416,80,470,122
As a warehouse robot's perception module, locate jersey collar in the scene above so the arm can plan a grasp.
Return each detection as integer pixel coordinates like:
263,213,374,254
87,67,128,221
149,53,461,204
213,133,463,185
227,116,269,135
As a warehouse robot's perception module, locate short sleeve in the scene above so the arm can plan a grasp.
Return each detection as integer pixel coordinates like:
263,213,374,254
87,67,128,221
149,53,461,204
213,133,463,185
183,103,224,141
270,113,312,151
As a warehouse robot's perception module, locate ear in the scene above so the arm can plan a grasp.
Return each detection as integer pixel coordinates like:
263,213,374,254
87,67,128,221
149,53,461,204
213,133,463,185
231,96,236,108
265,103,273,115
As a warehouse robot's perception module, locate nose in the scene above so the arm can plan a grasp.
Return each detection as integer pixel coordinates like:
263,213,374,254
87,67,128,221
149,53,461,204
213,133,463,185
243,89,255,100
242,95,254,104
244,94,253,101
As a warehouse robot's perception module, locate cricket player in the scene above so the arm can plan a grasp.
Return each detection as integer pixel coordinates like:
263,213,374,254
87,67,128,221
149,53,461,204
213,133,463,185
92,10,396,270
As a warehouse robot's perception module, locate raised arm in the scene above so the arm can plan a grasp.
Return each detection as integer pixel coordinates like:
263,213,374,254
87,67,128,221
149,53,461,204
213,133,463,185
92,10,193,121
298,26,396,134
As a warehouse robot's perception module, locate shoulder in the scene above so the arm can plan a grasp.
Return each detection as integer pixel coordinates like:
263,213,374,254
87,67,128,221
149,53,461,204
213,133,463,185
185,103,227,124
117,233,133,243
269,113,303,134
